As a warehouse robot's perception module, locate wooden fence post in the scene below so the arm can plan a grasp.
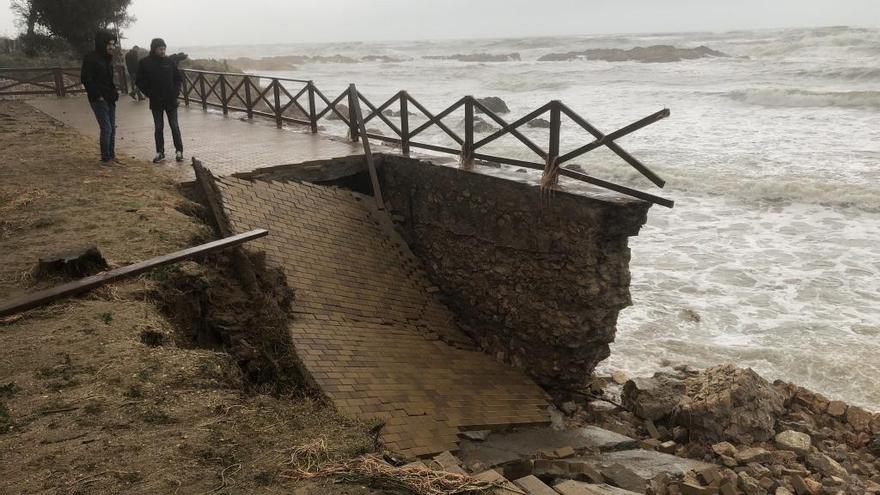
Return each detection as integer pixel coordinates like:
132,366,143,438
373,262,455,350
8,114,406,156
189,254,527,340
546,100,562,186
219,74,228,115
199,73,207,110
307,81,318,134
52,68,64,97
347,85,359,142
399,91,410,155
462,95,474,168
273,79,282,128
182,73,189,107
244,76,253,119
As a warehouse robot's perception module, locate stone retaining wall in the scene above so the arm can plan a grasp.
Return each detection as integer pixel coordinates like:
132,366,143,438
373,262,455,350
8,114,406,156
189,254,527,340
379,155,651,389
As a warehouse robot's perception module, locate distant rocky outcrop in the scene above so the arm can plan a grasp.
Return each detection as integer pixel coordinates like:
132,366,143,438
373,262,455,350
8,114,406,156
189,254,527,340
424,53,521,62
230,54,360,70
539,45,728,63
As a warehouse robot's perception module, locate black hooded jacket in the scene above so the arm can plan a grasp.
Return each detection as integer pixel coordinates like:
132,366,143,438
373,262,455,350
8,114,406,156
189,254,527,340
136,48,182,111
80,31,118,103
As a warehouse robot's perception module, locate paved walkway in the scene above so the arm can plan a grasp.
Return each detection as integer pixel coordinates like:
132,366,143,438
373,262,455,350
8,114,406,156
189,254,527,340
28,96,360,180
204,173,551,457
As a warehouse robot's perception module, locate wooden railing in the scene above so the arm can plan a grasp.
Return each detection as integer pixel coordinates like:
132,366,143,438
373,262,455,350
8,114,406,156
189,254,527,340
0,67,84,97
0,65,128,97
180,69,673,208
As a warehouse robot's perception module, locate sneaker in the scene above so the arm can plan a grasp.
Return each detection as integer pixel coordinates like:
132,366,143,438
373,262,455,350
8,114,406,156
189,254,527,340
152,153,165,164
112,157,125,165
175,150,184,162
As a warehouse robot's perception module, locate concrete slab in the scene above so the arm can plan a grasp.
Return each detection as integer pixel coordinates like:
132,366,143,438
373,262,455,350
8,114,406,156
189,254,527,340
583,449,714,485
555,480,641,495
513,475,559,495
458,426,638,468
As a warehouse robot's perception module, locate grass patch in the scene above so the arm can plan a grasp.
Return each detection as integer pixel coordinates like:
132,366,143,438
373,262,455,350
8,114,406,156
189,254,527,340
0,382,19,398
0,402,11,434
123,384,144,399
142,406,175,425
100,312,113,325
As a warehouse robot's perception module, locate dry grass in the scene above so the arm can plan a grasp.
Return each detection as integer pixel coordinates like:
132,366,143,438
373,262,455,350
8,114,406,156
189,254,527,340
282,440,500,495
0,99,380,494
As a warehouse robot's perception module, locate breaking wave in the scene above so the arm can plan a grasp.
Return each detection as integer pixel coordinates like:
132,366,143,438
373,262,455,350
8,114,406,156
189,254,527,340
726,89,880,109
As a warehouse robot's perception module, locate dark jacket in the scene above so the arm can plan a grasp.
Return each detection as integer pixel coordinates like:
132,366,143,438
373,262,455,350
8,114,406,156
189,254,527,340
80,31,118,103
125,48,140,77
136,54,182,111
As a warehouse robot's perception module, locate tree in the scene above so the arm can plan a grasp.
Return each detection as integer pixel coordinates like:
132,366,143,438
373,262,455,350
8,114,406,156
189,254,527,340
12,0,134,54
10,0,40,38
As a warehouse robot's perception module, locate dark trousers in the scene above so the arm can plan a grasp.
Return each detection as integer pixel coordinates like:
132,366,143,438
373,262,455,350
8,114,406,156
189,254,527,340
89,100,116,161
151,106,183,154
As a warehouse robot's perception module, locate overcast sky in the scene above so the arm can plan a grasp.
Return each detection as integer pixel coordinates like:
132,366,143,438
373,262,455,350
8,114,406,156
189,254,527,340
1,0,878,47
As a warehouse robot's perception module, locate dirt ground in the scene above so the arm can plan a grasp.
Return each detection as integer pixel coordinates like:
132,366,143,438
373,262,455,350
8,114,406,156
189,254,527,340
0,100,389,495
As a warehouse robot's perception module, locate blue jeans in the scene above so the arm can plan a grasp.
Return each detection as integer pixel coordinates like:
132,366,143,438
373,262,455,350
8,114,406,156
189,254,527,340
152,107,183,154
90,100,116,161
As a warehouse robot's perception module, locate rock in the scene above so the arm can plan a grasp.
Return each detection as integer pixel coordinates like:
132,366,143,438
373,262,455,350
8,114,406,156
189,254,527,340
720,455,737,468
793,388,830,415
775,430,812,456
807,453,849,479
611,371,628,385
460,429,491,442
528,118,552,129
871,413,880,435
622,374,687,421
790,475,813,495
673,365,784,444
678,482,715,495
327,103,349,120
846,405,872,432
659,441,677,454
561,401,579,415
672,426,688,443
738,472,763,495
475,96,510,114
776,488,794,495
802,478,822,495
712,442,738,457
826,401,847,418
735,447,773,465
35,246,108,279
465,115,497,133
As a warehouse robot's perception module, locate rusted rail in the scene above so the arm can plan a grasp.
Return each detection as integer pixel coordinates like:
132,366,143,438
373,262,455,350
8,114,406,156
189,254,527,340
179,68,673,208
0,229,268,319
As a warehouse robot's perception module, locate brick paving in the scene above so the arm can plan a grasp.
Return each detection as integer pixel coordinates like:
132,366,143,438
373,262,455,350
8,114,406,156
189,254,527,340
208,175,551,457
27,96,359,180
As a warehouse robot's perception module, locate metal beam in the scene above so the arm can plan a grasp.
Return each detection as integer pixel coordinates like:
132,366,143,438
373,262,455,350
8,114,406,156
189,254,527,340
0,229,269,319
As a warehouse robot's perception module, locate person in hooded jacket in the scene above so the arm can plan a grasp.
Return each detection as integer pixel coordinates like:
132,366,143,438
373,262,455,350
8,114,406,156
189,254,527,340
136,38,184,163
125,45,145,101
80,30,120,164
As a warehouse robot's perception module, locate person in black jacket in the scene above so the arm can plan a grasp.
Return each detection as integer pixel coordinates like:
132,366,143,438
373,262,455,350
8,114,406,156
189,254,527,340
80,30,119,164
136,38,184,163
124,46,144,101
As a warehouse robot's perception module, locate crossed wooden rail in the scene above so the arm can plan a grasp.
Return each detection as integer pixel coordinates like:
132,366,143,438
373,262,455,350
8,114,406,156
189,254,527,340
180,69,673,208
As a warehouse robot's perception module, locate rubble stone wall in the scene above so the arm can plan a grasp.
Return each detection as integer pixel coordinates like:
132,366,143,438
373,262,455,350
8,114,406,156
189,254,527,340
379,155,651,389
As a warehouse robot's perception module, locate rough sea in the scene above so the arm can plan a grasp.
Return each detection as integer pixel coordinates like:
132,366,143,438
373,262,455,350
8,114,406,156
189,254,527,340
184,26,880,409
